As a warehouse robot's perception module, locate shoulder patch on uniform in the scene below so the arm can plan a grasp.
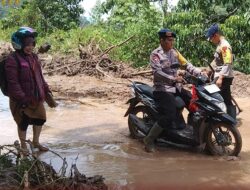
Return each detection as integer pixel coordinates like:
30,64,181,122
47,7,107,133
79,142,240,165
221,46,232,64
152,54,160,62
222,46,228,52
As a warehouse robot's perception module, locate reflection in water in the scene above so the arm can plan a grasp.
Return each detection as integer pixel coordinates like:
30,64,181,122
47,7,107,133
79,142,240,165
0,92,10,114
0,92,18,144
1,93,250,188
37,141,250,188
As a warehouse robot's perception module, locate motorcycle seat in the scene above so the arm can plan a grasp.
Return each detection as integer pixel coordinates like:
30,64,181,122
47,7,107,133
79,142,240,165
136,83,154,98
135,83,186,109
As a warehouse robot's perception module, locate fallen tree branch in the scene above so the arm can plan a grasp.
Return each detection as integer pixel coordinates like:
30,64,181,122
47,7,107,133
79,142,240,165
54,97,96,107
95,58,111,78
131,70,152,76
100,35,135,57
102,80,130,85
43,60,83,75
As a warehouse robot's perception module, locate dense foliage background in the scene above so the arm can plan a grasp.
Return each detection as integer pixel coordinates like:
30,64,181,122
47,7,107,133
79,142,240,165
0,0,249,73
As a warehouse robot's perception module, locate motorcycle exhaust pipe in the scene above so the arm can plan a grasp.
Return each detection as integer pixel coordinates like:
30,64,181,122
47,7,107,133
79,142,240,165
128,114,150,134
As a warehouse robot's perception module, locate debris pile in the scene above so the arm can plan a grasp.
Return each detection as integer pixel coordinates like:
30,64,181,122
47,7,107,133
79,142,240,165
41,37,143,79
0,142,107,190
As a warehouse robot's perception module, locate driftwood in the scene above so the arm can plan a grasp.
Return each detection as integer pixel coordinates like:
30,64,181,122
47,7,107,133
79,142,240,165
42,35,136,78
99,35,135,57
131,70,152,76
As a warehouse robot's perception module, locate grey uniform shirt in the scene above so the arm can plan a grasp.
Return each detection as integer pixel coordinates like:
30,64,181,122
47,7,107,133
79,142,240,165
150,46,201,93
211,37,234,78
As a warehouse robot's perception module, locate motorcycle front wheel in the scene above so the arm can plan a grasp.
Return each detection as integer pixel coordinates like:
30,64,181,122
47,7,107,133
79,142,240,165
206,123,242,156
128,106,155,139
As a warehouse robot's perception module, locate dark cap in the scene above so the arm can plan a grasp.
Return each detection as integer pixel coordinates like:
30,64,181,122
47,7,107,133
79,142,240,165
205,24,219,40
158,28,176,38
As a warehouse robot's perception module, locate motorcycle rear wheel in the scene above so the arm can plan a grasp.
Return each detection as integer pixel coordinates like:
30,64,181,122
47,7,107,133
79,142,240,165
206,123,242,156
128,106,155,139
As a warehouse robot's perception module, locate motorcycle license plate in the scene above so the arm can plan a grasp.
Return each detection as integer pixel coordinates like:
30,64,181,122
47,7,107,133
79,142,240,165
204,84,220,94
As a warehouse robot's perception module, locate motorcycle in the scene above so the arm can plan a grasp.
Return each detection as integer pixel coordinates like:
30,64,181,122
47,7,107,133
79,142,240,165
124,73,242,156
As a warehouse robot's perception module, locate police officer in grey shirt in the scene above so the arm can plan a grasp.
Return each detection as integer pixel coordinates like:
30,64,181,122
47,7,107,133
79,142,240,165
143,29,205,152
205,23,236,119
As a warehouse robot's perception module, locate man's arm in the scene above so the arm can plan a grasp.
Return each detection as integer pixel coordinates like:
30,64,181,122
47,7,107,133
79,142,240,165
175,50,201,76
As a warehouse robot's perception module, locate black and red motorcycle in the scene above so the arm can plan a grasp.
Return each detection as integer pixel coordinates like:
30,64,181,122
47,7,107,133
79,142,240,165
124,73,242,156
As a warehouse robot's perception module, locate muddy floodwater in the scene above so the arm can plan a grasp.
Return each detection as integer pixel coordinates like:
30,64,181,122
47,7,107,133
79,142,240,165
1,92,250,189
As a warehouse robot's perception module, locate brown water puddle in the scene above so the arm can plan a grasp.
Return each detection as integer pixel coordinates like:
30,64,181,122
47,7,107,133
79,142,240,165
1,93,250,189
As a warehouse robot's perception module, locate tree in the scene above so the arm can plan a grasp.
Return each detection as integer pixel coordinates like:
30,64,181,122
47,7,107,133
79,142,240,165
97,0,250,72
98,0,156,27
1,0,84,33
90,0,162,66
89,0,103,24
162,0,250,72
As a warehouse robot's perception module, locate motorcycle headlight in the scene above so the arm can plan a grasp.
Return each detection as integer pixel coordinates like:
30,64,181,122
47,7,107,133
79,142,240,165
213,101,227,113
200,91,227,113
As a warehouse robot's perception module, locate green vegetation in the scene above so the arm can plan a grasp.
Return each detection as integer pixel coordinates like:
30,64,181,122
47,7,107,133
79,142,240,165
0,0,249,73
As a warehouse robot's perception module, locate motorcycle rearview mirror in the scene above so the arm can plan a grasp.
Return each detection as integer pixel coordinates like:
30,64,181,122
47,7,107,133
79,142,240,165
183,72,196,84
202,58,215,81
198,74,209,84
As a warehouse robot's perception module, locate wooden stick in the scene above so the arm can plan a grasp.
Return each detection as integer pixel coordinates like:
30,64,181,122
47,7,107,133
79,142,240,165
232,96,243,113
44,60,83,75
131,70,152,76
102,80,129,85
54,97,96,107
100,35,135,57
95,58,111,78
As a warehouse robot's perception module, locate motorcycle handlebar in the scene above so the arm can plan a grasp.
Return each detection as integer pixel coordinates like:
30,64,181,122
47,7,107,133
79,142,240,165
182,72,209,86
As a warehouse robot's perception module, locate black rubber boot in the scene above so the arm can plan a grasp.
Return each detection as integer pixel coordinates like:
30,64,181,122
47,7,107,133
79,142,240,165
227,105,236,120
143,123,163,153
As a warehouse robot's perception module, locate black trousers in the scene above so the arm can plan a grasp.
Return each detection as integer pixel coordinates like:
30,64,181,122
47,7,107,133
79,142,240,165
175,88,192,109
220,78,233,106
153,89,192,129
